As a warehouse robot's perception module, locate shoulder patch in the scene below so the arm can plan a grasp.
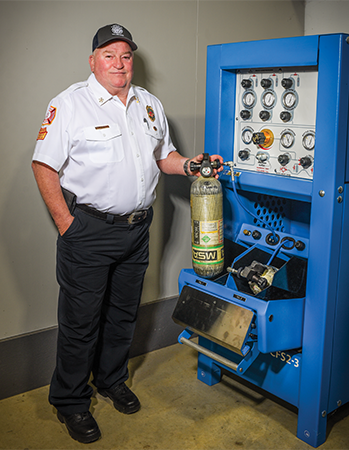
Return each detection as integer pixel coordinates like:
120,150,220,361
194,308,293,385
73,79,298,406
37,127,48,141
42,106,57,125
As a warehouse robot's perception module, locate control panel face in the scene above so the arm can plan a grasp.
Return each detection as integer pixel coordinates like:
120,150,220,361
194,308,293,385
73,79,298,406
233,69,318,180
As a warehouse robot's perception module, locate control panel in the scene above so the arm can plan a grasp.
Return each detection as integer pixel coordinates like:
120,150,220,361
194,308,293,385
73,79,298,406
233,69,318,180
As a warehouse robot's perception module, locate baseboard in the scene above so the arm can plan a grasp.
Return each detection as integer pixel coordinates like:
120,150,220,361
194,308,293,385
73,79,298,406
0,296,183,401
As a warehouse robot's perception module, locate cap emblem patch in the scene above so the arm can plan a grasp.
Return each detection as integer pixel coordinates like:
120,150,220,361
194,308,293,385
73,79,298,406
146,105,155,122
111,24,124,36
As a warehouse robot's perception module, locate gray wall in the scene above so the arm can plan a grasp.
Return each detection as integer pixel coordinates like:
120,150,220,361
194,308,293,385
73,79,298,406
305,0,349,35
0,0,305,341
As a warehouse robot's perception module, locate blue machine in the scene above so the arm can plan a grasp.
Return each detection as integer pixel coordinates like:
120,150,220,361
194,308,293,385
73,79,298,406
173,34,349,447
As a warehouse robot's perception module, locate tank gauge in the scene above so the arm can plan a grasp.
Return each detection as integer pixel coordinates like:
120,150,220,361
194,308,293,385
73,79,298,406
281,90,298,110
241,127,254,145
302,131,315,150
280,130,295,149
242,90,256,109
261,90,276,109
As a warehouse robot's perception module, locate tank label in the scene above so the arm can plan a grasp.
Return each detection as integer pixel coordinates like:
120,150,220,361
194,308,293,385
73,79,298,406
193,219,223,246
192,245,224,265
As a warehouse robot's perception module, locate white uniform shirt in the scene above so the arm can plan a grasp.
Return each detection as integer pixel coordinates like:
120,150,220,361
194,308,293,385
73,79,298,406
33,74,176,215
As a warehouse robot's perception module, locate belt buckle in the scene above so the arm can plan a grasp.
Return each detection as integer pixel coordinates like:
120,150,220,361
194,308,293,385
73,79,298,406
128,210,147,224
127,212,136,224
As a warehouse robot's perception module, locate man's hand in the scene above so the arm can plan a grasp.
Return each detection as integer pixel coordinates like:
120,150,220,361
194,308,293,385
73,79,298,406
157,151,224,179
188,153,224,179
31,161,74,236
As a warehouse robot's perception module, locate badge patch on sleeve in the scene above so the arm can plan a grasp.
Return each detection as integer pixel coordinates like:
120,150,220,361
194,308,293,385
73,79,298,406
42,106,57,125
37,127,48,140
36,105,57,140
146,105,155,122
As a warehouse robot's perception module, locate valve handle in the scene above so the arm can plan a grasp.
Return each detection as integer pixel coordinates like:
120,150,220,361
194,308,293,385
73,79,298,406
190,153,221,177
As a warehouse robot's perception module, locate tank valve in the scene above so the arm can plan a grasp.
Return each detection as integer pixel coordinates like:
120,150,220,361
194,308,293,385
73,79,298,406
190,153,221,178
228,261,277,295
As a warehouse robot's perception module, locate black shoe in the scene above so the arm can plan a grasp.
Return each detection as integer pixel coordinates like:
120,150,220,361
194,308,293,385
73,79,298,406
57,411,101,444
98,383,140,414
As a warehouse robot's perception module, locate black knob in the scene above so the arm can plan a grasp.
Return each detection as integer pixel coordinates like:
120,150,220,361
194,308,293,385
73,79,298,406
295,240,306,251
252,230,262,240
259,110,270,121
252,132,266,146
238,150,250,161
300,156,312,169
280,111,292,122
241,79,252,89
278,154,290,166
281,78,293,89
240,110,251,120
261,79,272,89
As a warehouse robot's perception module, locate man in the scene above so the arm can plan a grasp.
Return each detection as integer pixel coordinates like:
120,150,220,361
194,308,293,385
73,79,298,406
32,23,222,444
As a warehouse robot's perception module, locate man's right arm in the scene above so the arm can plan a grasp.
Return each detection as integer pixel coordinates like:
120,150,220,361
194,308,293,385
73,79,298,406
31,161,74,236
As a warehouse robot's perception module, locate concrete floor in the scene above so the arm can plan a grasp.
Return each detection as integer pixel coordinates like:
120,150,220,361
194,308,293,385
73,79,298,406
0,342,348,450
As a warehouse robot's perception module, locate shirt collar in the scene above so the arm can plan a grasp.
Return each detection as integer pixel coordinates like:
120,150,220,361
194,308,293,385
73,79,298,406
87,73,137,107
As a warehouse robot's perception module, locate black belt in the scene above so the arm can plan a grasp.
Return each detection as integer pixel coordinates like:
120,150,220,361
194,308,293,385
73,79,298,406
76,204,148,224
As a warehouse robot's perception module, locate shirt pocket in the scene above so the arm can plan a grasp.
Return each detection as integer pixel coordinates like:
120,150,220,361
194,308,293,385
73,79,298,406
144,125,164,154
84,123,124,163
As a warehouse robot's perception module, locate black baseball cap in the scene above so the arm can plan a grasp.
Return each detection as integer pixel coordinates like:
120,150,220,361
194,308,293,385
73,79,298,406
92,24,137,52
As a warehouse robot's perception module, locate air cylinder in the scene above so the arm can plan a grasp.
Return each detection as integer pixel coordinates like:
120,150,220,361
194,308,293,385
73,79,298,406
191,176,224,278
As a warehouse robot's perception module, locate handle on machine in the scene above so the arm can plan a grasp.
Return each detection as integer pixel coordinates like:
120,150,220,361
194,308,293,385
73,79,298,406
179,336,239,372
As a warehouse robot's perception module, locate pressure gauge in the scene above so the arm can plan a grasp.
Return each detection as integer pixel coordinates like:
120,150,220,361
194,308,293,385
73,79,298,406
302,131,315,150
242,90,256,109
241,127,254,144
280,130,295,149
261,89,276,109
281,90,298,110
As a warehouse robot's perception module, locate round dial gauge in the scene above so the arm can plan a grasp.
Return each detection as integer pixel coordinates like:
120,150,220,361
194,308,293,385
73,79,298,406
302,131,315,150
261,90,276,109
282,90,298,110
280,130,295,149
241,127,253,144
242,90,256,109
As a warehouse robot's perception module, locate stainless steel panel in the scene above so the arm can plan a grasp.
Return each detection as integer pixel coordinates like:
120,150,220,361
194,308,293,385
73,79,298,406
173,286,254,355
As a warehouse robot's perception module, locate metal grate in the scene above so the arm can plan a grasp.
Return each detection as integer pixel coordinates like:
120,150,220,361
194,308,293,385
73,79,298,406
253,194,286,232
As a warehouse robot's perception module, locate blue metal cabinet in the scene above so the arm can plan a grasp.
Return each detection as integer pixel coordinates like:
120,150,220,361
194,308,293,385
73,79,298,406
173,34,349,447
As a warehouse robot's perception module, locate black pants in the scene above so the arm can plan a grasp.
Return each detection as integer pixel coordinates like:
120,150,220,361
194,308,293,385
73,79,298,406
49,207,153,415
